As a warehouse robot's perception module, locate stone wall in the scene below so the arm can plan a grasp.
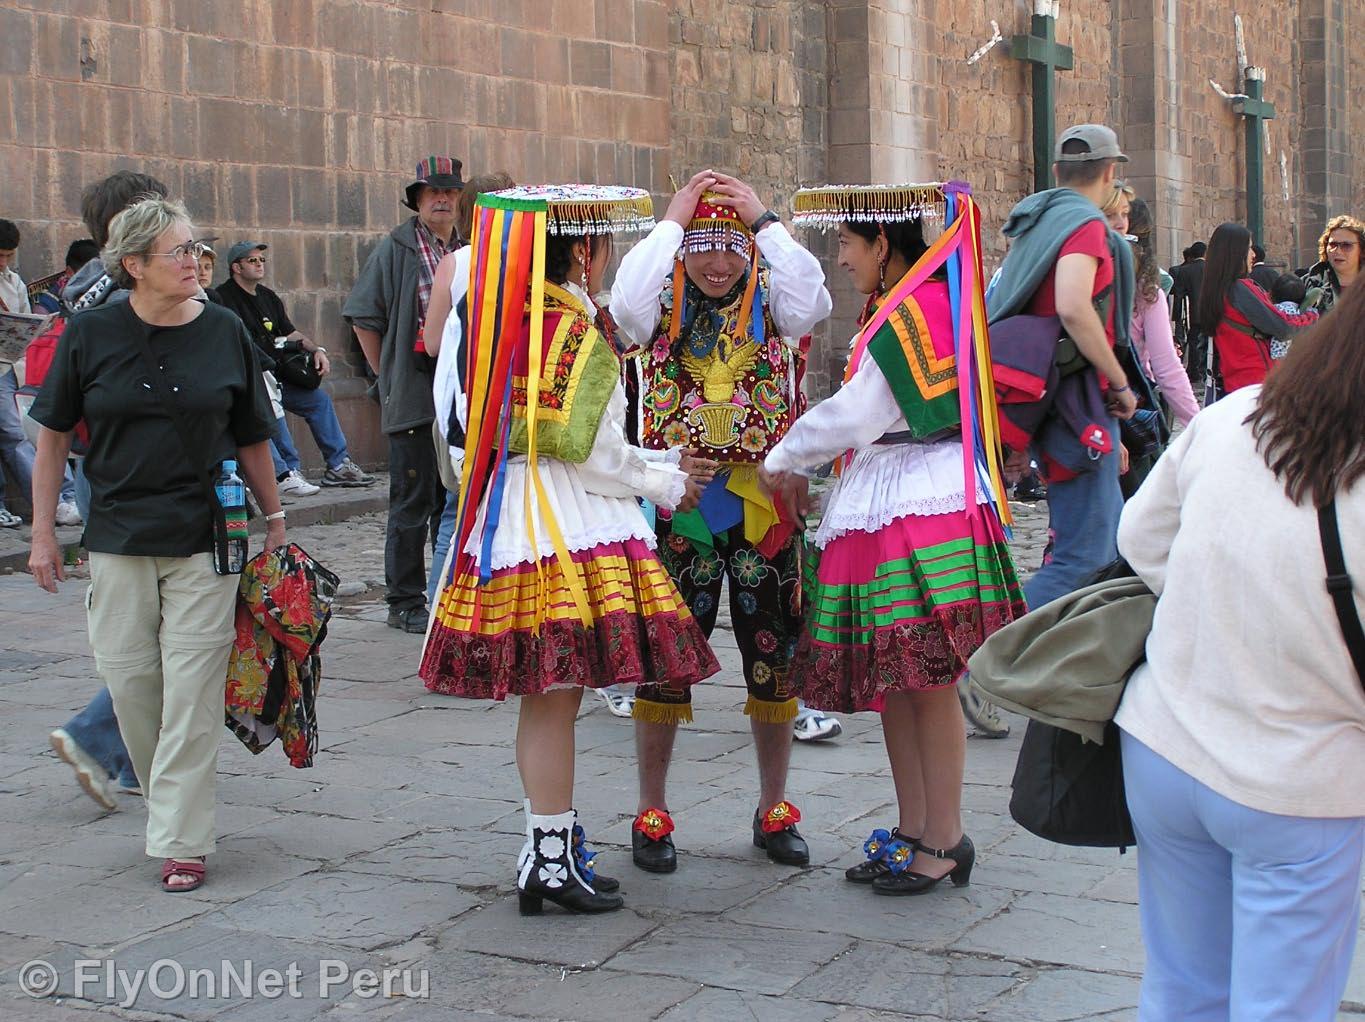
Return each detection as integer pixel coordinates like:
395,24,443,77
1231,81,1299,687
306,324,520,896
1,0,1359,434
0,0,674,468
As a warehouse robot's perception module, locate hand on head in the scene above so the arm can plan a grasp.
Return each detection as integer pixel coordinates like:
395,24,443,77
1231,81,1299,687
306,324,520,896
664,171,719,228
705,173,766,227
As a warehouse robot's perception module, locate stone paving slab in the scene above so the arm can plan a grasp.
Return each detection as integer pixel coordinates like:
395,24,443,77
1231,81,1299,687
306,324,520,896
2,506,1363,1020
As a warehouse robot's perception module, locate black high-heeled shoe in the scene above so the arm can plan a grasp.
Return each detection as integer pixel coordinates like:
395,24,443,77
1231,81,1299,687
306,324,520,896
845,828,920,883
871,834,974,896
518,810,623,915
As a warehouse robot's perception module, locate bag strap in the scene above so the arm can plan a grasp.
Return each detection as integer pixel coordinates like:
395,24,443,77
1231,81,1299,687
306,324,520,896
1318,499,1365,687
127,306,232,574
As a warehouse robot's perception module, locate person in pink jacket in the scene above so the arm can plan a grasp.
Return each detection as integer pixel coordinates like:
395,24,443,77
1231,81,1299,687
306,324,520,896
1122,198,1199,496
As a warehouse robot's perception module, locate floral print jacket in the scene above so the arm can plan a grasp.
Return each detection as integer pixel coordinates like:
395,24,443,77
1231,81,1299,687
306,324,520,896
226,543,339,768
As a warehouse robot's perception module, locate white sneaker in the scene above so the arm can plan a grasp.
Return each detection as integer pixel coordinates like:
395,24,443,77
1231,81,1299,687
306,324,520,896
277,470,321,497
49,728,117,811
959,676,1010,738
54,501,83,527
793,706,842,741
596,686,635,718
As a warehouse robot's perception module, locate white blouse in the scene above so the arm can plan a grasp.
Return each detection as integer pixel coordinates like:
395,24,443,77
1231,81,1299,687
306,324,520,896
764,352,988,548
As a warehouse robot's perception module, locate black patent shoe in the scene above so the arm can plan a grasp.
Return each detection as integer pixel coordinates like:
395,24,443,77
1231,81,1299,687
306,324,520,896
572,821,619,893
872,834,975,896
845,828,919,883
753,802,809,866
631,808,678,873
518,812,624,915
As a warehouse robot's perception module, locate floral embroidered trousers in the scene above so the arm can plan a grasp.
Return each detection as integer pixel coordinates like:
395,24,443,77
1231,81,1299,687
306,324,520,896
634,517,804,725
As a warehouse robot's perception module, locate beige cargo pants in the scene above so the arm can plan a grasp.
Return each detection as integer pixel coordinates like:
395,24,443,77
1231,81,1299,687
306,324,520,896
87,552,238,858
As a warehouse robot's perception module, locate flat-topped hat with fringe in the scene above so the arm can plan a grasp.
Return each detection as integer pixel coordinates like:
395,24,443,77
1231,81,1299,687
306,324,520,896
790,183,948,229
683,191,753,255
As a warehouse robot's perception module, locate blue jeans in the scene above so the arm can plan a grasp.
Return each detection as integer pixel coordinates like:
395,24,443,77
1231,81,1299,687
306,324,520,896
73,459,91,520
271,415,301,476
63,687,138,789
1023,439,1122,610
426,487,459,606
1121,731,1364,1021
0,368,74,503
280,381,348,469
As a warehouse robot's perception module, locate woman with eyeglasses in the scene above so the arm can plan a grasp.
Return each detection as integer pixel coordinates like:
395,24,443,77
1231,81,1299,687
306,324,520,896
1196,223,1318,398
27,197,281,894
1301,215,1365,315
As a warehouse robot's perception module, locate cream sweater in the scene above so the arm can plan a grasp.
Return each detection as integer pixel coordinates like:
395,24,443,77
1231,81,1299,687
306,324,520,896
1114,386,1365,817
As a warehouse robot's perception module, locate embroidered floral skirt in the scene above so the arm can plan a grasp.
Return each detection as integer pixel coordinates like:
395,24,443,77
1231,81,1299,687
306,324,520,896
793,508,1025,713
420,538,720,700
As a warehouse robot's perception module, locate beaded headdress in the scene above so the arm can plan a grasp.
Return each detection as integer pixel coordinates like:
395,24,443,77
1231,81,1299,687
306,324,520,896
790,183,947,228
683,191,753,255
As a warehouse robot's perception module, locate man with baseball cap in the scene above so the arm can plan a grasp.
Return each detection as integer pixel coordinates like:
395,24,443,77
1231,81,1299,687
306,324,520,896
971,124,1140,737
343,156,464,633
217,241,372,495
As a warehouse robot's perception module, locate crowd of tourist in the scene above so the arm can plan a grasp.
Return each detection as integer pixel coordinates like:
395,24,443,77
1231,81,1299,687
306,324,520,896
3,118,1362,1020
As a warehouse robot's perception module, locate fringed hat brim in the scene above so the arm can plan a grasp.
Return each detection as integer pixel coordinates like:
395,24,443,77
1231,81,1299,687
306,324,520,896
478,185,655,236
791,184,947,229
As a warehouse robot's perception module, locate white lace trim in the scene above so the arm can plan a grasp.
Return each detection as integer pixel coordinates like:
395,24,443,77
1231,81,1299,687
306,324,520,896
810,442,992,549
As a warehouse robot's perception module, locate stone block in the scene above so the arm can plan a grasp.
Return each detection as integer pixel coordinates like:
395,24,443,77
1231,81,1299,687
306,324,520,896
0,7,33,76
570,40,613,89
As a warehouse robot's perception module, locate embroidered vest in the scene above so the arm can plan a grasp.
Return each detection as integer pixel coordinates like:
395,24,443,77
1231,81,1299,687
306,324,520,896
639,270,793,463
508,283,620,464
860,279,961,440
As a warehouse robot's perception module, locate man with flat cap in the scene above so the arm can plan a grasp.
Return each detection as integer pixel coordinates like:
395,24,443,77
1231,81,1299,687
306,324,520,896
344,156,464,633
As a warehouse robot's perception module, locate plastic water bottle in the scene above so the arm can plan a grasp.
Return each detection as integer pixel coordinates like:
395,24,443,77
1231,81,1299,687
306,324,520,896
214,459,250,574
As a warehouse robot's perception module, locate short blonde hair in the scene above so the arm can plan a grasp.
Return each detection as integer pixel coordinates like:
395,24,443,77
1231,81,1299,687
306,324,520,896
1317,214,1365,264
101,196,194,288
1100,181,1136,217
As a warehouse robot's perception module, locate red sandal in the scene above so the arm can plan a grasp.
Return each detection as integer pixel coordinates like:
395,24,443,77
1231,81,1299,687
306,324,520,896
161,858,206,893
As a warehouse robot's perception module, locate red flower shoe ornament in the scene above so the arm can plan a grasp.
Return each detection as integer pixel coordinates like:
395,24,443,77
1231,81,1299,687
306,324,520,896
761,800,802,833
633,807,675,841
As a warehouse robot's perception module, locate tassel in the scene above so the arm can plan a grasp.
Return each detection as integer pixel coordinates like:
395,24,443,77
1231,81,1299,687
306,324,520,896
744,695,800,724
631,698,695,725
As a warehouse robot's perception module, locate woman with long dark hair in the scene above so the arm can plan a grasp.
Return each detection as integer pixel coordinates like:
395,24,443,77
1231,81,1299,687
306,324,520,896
761,184,1025,897
1121,198,1200,495
1115,276,1365,1021
1196,222,1317,396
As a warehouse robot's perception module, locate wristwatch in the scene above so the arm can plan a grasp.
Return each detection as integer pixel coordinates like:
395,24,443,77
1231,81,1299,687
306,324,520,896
749,210,780,233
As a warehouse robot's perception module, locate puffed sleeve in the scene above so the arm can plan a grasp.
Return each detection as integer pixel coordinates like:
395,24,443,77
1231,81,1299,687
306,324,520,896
763,356,903,475
755,222,833,337
574,386,689,508
608,221,682,348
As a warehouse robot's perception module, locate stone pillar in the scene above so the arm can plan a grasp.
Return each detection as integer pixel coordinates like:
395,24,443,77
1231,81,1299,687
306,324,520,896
1296,0,1351,268
1113,0,1189,267
819,0,938,396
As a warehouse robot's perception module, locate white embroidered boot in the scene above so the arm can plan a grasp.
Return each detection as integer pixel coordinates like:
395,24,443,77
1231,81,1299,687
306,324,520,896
517,808,623,916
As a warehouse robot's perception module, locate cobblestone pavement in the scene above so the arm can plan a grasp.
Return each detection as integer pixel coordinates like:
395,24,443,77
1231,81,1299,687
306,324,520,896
1,499,1361,1021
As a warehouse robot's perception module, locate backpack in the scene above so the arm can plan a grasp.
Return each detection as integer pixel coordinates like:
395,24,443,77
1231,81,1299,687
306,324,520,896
16,316,90,454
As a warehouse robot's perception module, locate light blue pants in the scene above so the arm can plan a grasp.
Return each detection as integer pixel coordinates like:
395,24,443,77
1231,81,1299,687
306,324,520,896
1121,730,1365,1022
425,487,460,607
1023,441,1123,609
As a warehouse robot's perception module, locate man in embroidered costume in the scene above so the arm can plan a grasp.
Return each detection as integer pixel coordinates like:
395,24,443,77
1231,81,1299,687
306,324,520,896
419,185,719,915
762,182,1025,895
612,171,833,872
344,156,464,635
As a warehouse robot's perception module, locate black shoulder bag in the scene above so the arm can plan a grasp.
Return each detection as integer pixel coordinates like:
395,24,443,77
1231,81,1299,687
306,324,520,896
129,315,238,575
1319,499,1365,685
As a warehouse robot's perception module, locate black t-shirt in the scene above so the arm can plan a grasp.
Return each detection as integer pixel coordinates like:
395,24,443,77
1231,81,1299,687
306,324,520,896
31,301,275,557
215,278,297,361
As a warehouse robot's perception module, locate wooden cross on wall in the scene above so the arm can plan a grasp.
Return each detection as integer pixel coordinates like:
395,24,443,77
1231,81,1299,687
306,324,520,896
1233,68,1275,246
1010,5,1074,192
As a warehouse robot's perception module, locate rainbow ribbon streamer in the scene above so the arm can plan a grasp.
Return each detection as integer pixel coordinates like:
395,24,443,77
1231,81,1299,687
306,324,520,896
844,182,1012,532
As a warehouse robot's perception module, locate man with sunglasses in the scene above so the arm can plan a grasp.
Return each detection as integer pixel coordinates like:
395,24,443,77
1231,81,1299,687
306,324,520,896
217,241,373,492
